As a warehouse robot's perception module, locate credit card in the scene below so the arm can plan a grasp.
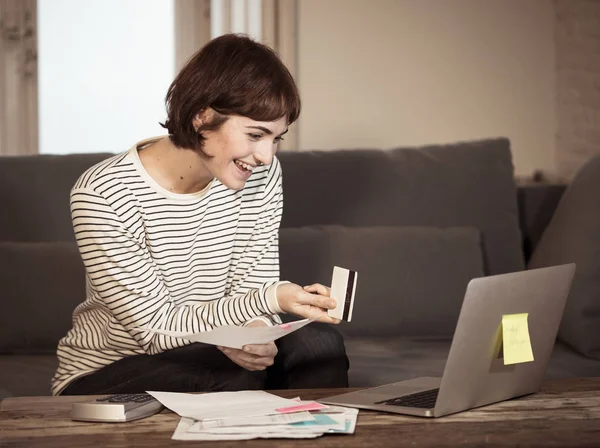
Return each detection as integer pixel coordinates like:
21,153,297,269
328,266,358,322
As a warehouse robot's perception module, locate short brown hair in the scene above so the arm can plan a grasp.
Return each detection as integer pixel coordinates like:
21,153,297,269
162,34,301,150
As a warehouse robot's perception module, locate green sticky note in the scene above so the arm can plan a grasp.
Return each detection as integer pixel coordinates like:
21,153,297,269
502,313,534,365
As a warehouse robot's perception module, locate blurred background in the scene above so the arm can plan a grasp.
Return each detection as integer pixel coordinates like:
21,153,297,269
0,0,599,181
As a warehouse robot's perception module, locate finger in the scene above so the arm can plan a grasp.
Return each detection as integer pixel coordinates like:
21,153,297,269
234,352,274,370
231,358,264,371
249,355,276,368
292,303,332,322
232,346,276,367
298,291,337,310
242,342,278,358
291,303,344,324
311,312,342,324
222,348,271,371
303,283,331,297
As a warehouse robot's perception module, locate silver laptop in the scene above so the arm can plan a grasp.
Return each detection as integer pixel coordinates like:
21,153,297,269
320,263,576,418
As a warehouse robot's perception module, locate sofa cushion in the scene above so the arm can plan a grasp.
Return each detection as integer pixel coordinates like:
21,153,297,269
278,138,523,275
0,242,85,354
0,152,112,242
280,225,484,337
528,155,600,360
0,355,58,399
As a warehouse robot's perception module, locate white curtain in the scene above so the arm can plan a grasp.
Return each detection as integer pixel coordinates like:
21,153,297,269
261,0,298,150
174,0,211,70
0,0,38,155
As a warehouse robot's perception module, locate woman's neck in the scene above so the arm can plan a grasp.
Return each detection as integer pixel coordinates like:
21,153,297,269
138,137,213,194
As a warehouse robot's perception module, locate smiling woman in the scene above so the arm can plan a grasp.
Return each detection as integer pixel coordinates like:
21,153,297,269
52,34,349,396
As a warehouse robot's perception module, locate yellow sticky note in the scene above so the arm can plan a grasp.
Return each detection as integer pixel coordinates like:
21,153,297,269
502,313,534,365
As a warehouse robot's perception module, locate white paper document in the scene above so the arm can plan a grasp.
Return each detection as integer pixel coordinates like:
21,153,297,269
174,418,325,440
147,390,299,420
148,389,359,441
184,413,344,435
172,407,359,440
141,318,314,349
188,411,316,431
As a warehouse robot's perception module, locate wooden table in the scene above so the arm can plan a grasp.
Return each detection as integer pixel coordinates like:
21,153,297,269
1,377,600,447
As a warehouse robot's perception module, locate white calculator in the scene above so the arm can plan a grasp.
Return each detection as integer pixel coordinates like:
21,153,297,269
71,393,164,422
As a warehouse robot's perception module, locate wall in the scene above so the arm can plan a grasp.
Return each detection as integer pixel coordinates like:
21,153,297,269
555,0,600,180
297,0,556,178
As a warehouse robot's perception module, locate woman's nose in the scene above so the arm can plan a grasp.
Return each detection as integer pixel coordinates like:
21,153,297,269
254,145,274,167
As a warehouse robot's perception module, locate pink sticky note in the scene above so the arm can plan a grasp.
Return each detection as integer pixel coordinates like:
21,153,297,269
275,401,328,413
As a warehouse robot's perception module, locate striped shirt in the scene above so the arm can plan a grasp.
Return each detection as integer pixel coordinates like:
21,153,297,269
51,137,284,395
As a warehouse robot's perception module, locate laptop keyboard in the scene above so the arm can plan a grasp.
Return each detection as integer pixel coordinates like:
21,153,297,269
375,388,439,409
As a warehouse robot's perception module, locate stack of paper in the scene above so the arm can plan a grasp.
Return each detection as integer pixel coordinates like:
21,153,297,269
148,390,358,441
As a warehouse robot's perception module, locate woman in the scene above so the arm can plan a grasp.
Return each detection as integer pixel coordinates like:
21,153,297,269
52,34,349,396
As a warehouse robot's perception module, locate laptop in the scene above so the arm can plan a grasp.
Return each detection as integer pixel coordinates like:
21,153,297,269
320,263,576,418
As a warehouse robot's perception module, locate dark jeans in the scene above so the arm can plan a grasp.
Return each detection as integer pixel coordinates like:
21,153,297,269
61,322,349,395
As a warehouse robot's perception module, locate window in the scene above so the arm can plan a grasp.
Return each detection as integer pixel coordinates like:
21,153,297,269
37,0,175,154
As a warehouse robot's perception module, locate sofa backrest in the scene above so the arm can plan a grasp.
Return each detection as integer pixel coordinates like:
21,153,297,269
277,138,524,276
0,153,113,242
0,139,565,349
0,142,561,264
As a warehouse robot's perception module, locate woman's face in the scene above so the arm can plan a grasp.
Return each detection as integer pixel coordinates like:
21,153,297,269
198,112,288,191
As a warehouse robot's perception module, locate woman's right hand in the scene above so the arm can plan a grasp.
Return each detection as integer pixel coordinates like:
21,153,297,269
276,282,341,324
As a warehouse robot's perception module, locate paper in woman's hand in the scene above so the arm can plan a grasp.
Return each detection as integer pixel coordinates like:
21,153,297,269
139,319,314,349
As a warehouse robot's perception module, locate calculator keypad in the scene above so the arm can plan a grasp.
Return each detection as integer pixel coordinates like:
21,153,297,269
96,394,154,403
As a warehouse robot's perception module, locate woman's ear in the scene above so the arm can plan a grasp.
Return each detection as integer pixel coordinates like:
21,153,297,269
193,108,215,132
192,113,203,132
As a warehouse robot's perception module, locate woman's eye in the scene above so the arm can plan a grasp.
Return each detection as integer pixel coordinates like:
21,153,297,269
274,137,285,143
248,133,262,141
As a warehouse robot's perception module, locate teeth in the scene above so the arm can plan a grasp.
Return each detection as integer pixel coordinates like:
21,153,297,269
235,160,253,172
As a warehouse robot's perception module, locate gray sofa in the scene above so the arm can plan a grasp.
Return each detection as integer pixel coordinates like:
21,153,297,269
1,137,599,399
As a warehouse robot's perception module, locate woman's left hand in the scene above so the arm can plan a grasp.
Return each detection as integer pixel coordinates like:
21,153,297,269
217,319,278,371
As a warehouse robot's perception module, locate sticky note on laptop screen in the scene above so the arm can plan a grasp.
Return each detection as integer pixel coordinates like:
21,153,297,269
502,313,534,365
